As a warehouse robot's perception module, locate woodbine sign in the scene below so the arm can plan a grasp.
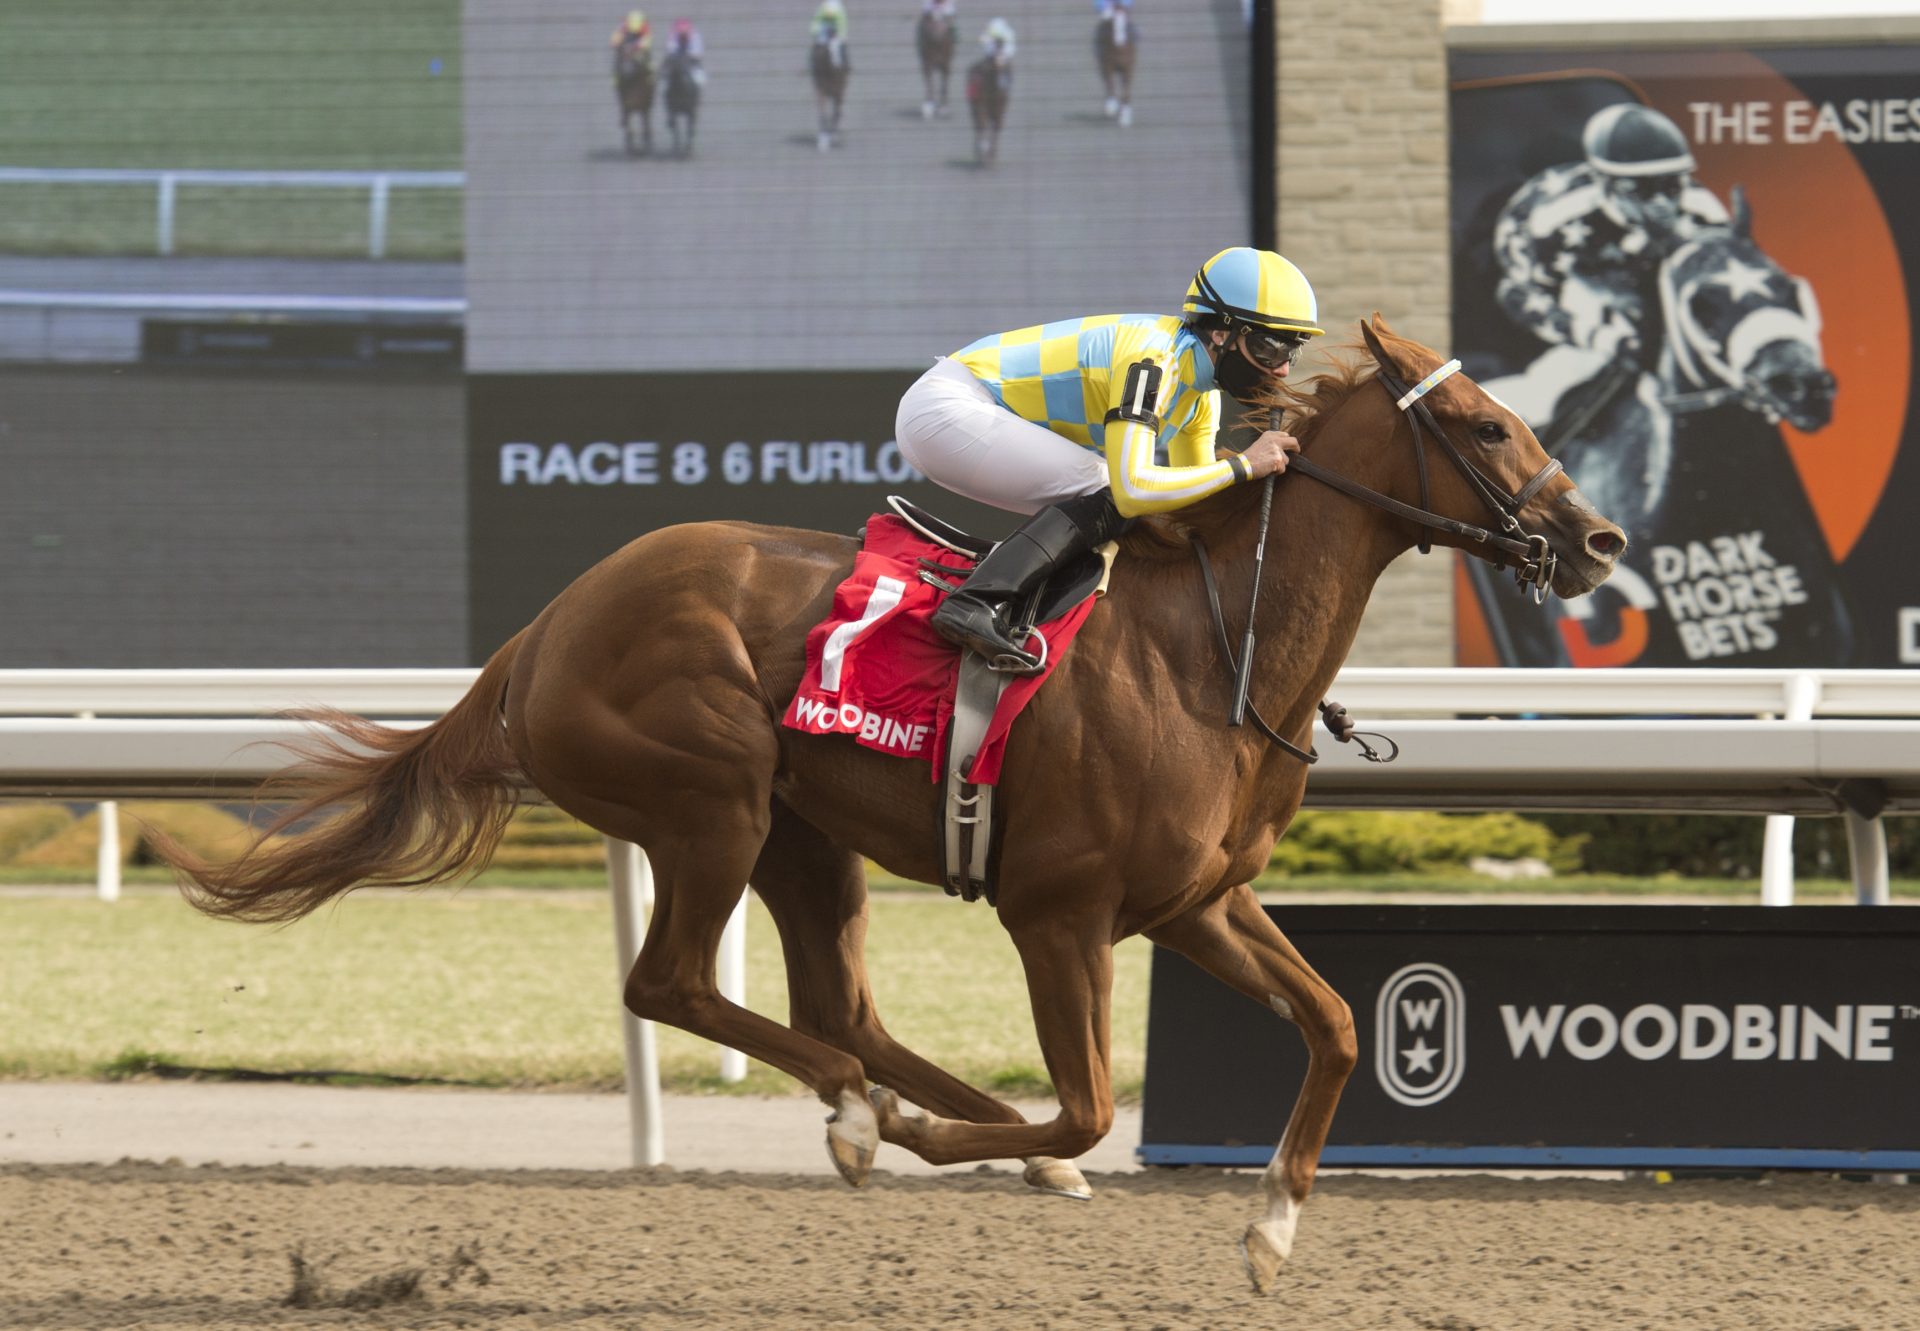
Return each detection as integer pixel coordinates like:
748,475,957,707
1142,906,1920,1170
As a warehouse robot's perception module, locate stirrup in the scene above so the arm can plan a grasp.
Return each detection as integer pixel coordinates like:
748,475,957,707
983,627,1047,675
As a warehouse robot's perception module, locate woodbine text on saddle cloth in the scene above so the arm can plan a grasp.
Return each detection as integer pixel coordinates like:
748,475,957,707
781,514,1097,784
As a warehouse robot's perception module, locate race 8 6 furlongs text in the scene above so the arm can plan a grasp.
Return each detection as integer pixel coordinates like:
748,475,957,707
497,440,922,487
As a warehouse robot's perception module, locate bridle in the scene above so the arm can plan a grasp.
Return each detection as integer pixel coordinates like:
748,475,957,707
1286,332,1565,602
1190,333,1567,766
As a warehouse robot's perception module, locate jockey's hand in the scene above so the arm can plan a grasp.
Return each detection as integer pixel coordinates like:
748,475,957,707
1240,430,1300,480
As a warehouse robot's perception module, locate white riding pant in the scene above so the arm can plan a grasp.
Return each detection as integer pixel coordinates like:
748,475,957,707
895,358,1108,516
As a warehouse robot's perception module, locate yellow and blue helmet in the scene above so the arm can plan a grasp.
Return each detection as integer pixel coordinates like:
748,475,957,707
1182,247,1324,337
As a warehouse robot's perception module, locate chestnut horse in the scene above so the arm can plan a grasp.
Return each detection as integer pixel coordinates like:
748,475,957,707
163,319,1623,1291
966,50,1012,164
1095,4,1137,126
810,28,851,151
916,6,956,119
613,47,656,156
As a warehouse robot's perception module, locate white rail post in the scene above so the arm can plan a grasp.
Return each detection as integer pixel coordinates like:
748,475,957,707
76,711,121,902
1761,672,1822,906
1847,813,1891,906
96,800,121,902
718,896,748,1082
156,173,177,256
368,176,390,260
605,836,664,1166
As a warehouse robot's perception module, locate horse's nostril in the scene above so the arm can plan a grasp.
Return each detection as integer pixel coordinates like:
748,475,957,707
1587,528,1626,560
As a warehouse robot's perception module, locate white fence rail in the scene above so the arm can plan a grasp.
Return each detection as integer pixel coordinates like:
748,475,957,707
0,167,464,260
3,668,1917,1165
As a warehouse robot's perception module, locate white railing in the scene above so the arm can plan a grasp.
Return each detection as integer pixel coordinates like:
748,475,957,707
0,290,465,317
3,668,1916,1165
0,167,464,260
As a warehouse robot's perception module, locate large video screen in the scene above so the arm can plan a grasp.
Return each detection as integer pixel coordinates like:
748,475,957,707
1450,44,1920,668
464,0,1262,653
465,0,1256,372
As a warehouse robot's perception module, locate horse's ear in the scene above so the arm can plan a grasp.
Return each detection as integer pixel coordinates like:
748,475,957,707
1359,315,1397,373
1730,183,1752,239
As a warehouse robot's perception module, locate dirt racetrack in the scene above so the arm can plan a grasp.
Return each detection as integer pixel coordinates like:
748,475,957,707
2,1162,1914,1330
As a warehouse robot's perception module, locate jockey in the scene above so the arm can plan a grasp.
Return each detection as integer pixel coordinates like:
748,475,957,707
1495,103,1727,366
667,16,705,81
610,9,653,63
814,0,849,41
980,16,1016,60
897,247,1324,669
669,16,703,58
924,0,955,16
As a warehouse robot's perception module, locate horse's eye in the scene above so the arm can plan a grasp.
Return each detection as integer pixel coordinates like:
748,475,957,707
1474,421,1506,444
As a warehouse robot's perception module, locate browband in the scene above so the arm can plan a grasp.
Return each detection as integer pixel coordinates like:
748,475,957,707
1394,359,1461,411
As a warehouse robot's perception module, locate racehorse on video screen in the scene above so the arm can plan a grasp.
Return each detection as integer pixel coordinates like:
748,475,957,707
662,47,700,158
1095,4,1138,126
614,47,656,156
917,6,956,119
967,50,1012,164
811,26,851,151
161,318,1624,1295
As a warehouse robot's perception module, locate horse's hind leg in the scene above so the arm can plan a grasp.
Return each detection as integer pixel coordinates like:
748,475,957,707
1147,882,1357,1293
547,694,881,1181
840,908,1119,1176
749,803,1092,1198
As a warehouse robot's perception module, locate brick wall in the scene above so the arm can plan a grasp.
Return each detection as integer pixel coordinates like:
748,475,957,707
1274,0,1456,665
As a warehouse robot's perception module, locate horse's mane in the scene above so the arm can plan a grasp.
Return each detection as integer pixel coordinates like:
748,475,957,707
1120,324,1430,561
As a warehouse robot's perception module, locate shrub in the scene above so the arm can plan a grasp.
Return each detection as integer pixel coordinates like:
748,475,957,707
1537,813,1919,879
1270,810,1584,876
0,803,74,862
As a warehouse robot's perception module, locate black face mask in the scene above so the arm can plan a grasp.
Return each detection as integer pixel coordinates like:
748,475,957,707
1213,338,1270,403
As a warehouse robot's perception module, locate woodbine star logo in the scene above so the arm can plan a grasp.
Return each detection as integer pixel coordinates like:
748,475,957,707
1374,963,1468,1107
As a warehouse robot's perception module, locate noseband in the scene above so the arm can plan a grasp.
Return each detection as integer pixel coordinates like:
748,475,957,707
1287,346,1563,602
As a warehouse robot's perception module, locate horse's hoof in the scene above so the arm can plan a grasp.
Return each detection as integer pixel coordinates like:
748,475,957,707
824,1087,878,1187
1022,1156,1091,1201
817,132,831,153
1104,96,1118,117
1118,105,1133,128
1239,1216,1295,1294
922,101,935,120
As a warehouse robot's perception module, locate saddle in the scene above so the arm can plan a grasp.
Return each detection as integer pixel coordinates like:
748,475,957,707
888,495,1109,642
885,496,1113,905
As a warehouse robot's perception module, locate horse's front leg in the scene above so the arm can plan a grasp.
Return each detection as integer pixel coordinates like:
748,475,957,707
1147,882,1357,1294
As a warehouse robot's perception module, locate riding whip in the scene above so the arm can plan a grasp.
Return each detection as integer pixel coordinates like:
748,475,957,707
1227,407,1279,728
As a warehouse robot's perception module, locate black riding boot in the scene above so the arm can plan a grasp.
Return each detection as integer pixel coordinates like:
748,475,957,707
930,489,1127,671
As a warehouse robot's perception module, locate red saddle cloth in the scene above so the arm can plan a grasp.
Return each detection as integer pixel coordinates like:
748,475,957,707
782,513,1098,784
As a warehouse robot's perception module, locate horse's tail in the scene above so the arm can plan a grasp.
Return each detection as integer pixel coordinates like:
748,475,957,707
160,633,528,925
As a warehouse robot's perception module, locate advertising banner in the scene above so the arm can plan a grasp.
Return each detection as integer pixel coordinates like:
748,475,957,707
1141,906,1920,1169
1448,46,1920,668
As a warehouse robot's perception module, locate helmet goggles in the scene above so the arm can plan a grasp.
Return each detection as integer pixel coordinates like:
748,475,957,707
1234,324,1308,371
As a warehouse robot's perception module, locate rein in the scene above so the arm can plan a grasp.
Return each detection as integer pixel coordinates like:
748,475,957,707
1187,336,1565,766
